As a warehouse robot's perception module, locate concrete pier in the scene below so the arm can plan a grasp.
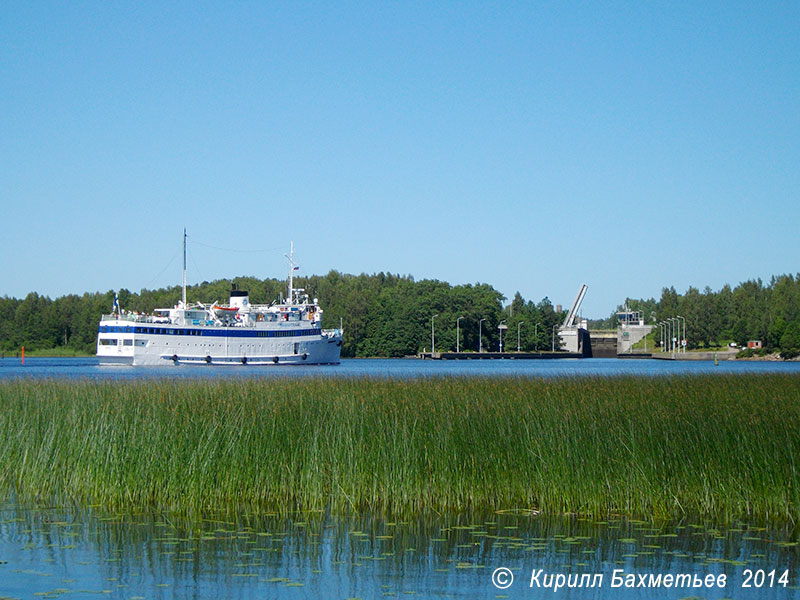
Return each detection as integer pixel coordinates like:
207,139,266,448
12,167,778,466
651,350,739,361
418,351,583,360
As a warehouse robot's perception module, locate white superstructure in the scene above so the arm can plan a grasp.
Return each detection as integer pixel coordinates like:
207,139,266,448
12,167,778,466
97,240,343,366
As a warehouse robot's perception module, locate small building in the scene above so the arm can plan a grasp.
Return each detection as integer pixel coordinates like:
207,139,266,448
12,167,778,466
747,340,762,349
616,308,652,354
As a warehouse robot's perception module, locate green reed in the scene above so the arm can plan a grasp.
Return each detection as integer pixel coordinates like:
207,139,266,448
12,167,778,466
0,375,798,521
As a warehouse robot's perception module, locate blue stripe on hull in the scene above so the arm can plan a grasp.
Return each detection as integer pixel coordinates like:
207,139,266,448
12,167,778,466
98,324,321,338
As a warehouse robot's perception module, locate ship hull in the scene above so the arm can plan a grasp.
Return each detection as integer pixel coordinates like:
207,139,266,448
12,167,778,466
97,321,343,366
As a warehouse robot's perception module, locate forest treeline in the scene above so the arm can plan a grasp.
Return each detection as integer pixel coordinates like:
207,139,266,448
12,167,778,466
0,271,563,357
2,271,799,357
603,274,800,357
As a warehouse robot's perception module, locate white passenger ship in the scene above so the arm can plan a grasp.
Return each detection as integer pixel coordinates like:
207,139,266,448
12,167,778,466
97,240,343,366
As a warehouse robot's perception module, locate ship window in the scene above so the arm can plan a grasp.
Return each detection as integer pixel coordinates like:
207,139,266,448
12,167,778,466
123,339,133,346
99,339,118,346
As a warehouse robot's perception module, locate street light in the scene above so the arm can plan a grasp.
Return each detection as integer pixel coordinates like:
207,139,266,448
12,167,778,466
478,318,486,353
665,318,673,355
534,322,543,351
665,320,672,354
670,317,680,356
552,324,559,352
676,315,686,354
665,317,672,355
499,320,507,353
517,321,525,352
456,316,464,353
431,314,438,354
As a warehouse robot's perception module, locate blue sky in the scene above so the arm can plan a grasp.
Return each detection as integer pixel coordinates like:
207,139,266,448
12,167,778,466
2,2,798,317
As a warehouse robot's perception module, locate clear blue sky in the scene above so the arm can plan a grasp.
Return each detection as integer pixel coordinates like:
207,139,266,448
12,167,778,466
2,2,798,318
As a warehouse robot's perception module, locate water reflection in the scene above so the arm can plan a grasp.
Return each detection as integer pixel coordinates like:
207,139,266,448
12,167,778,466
1,501,799,599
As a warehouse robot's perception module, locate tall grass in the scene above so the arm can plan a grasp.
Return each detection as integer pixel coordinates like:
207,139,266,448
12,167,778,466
0,375,798,521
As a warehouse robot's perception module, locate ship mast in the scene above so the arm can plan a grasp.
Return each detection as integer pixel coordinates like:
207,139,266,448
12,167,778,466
285,241,295,305
182,228,187,307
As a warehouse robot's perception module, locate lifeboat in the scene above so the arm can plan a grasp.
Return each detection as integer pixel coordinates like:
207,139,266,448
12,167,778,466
212,304,239,319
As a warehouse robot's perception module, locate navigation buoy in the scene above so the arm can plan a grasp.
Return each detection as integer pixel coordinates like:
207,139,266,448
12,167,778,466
21,346,25,365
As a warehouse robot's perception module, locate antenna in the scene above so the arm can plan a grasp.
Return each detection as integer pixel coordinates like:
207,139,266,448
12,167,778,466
285,241,295,305
182,228,187,307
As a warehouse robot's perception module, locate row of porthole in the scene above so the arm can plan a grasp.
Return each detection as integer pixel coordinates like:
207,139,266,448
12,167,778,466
170,354,308,364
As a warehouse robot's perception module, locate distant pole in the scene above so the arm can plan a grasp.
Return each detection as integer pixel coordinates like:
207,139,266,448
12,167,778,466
673,317,680,356
669,318,676,356
431,314,438,354
683,316,687,353
182,228,187,307
456,316,464,353
677,315,686,354
552,324,558,352
479,318,486,353
534,322,542,351
517,321,524,352
498,320,507,353
674,316,680,353
21,346,25,365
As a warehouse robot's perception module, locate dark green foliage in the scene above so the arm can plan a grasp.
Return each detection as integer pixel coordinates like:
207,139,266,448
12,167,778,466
5,270,800,357
1,272,538,357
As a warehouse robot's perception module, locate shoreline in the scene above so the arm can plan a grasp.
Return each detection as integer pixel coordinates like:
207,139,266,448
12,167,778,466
3,350,798,362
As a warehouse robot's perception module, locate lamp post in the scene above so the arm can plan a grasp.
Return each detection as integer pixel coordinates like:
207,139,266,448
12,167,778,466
478,318,486,353
665,318,673,355
665,320,673,354
676,315,686,354
431,314,438,354
499,320,507,353
552,324,558,352
534,322,542,351
667,317,675,355
517,321,525,352
456,316,464,353
671,317,680,356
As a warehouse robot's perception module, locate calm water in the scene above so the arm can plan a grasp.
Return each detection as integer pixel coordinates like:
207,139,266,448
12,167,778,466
2,356,800,380
1,502,799,599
